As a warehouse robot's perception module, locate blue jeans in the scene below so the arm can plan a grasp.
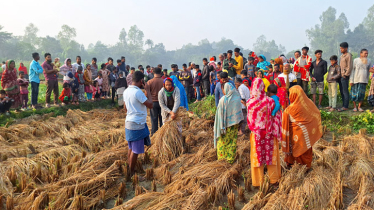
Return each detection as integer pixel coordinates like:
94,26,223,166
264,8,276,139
196,86,201,101
210,83,216,95
338,77,350,108
31,81,39,105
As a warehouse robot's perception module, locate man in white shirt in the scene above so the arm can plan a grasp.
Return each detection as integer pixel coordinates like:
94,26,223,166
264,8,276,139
235,78,250,135
1,61,6,72
123,71,153,179
278,63,297,89
72,56,85,74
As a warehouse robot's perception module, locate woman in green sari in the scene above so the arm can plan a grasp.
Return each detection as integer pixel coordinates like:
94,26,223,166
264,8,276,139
214,82,244,164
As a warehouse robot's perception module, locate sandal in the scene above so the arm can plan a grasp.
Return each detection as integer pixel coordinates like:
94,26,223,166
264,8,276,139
329,108,336,112
325,106,331,110
337,108,347,112
353,108,357,112
358,108,364,112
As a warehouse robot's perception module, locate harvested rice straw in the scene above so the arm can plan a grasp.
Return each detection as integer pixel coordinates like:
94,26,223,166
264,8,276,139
227,189,235,210
114,197,123,206
151,180,157,192
278,164,307,193
237,185,245,202
242,175,272,210
328,169,344,210
150,108,187,163
6,195,14,210
30,191,49,210
70,195,84,210
118,182,126,199
107,192,163,210
348,176,374,209
135,186,143,196
183,188,209,210
347,155,374,190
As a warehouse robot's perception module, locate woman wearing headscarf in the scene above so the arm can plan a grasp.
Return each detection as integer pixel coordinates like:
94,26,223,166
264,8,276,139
59,58,73,84
257,69,270,92
256,54,271,71
83,64,93,101
158,77,181,124
170,75,188,111
1,60,21,109
247,78,281,187
274,77,289,111
18,62,28,79
214,82,243,164
282,85,322,168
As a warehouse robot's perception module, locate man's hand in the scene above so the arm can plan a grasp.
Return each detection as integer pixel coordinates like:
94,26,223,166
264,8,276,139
170,111,176,120
312,77,316,82
350,83,354,87
241,100,246,106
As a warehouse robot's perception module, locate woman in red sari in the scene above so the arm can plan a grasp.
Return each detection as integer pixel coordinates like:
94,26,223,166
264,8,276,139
18,62,28,79
1,60,21,109
274,77,289,111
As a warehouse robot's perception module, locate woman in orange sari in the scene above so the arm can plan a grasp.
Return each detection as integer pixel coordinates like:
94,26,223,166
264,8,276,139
281,85,322,168
247,78,281,187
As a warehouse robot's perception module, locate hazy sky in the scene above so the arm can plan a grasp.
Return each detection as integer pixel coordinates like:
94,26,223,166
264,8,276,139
1,0,372,52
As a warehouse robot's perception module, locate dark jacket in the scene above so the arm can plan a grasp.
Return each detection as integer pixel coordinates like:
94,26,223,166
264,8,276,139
69,77,79,94
193,70,202,87
327,64,341,83
179,71,192,87
310,59,328,82
202,64,210,81
114,77,128,89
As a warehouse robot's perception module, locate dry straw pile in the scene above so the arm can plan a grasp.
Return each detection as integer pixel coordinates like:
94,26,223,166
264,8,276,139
0,107,374,210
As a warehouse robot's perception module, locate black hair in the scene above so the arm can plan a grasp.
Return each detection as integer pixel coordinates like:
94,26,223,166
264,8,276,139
220,71,228,79
139,67,144,71
268,65,273,68
2,61,5,64
146,65,150,68
248,57,254,61
330,55,338,61
236,78,243,83
92,57,97,62
163,69,168,72
227,50,233,54
295,51,301,55
268,84,278,94
158,64,162,68
195,65,200,69
255,67,261,71
32,52,39,59
117,59,121,63
217,71,222,76
280,54,285,57
121,56,125,59
63,83,70,89
234,48,240,53
340,42,349,48
101,63,106,69
217,62,221,65
93,80,98,86
274,64,280,67
171,64,175,68
132,71,144,83
315,50,323,54
131,67,135,70
44,53,51,58
76,56,81,59
360,48,368,53
182,63,187,67
154,67,162,74
223,53,227,57
188,62,191,66
241,70,247,75
19,71,25,75
203,58,208,62
213,56,216,61
77,66,83,72
239,52,243,56
98,73,102,77
138,65,143,68
0,90,6,95
302,46,309,51
108,57,113,62
85,63,91,68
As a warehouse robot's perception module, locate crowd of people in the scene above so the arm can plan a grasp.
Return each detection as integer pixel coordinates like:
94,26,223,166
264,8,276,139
1,41,374,185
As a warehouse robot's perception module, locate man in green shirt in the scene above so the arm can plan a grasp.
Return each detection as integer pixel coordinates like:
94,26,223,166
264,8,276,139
223,50,238,79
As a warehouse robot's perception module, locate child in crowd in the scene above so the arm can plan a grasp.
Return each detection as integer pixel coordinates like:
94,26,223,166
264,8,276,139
17,71,29,110
109,67,118,104
243,79,250,90
193,65,202,102
209,66,216,95
241,70,251,87
244,57,255,81
68,72,79,105
216,62,222,71
84,64,93,101
326,55,341,112
267,84,280,117
95,73,103,95
93,80,101,101
59,83,71,105
0,90,12,115
162,69,169,79
75,66,86,102
114,71,128,108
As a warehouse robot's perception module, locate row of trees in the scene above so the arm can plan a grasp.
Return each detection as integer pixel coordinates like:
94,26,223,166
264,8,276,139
0,5,374,67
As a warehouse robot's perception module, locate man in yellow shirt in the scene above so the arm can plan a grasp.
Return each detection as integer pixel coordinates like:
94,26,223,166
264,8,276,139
233,48,244,81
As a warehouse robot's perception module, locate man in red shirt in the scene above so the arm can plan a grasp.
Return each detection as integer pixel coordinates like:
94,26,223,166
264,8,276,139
294,46,312,94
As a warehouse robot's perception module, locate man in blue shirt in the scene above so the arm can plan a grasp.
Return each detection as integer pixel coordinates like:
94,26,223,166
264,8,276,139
29,52,44,109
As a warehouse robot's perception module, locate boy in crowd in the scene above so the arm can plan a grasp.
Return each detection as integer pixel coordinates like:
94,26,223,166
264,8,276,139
179,63,192,101
310,50,328,109
193,65,202,102
244,57,255,81
235,78,250,135
326,55,341,112
241,70,251,87
0,90,12,115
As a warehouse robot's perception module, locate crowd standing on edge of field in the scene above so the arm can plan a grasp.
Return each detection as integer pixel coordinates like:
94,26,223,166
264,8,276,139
1,41,374,185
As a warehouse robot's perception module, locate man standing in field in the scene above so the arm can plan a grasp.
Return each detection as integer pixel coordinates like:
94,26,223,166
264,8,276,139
145,67,164,135
202,58,210,96
293,51,302,86
29,52,44,109
294,47,312,94
124,71,153,178
223,50,238,79
338,42,353,112
233,48,244,81
42,53,59,108
72,56,84,74
310,50,328,109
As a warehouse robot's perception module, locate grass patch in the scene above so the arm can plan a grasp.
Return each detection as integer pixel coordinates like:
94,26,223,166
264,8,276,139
189,95,216,120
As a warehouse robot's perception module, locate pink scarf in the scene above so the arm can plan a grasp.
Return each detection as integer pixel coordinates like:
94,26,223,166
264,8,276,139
247,78,275,166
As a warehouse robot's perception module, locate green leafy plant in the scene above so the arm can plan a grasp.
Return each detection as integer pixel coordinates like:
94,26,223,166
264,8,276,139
351,110,374,133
